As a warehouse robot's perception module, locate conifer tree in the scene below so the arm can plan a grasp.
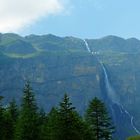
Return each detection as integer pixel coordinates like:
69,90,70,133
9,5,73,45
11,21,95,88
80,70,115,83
85,97,114,140
58,94,85,140
0,96,5,140
3,99,18,140
39,108,46,125
41,107,60,140
38,108,47,140
8,99,19,122
15,82,40,140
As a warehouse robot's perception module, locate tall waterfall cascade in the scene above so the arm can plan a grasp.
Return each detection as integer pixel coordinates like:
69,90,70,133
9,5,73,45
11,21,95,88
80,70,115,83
83,39,140,134
101,63,119,104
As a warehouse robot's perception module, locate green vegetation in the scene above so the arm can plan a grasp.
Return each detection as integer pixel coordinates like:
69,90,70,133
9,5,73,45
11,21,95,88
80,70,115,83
127,135,140,140
0,82,115,140
3,52,40,59
85,97,115,140
15,82,40,140
98,52,127,65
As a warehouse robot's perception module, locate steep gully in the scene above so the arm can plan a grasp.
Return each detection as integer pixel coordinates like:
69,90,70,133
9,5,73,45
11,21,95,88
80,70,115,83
83,39,140,134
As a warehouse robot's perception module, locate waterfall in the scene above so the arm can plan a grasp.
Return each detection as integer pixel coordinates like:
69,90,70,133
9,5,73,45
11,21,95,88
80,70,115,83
120,105,140,134
103,65,140,134
101,64,119,104
83,39,140,134
83,39,92,53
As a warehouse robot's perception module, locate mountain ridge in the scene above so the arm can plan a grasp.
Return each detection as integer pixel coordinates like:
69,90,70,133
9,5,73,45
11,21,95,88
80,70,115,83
1,33,140,59
2,33,140,42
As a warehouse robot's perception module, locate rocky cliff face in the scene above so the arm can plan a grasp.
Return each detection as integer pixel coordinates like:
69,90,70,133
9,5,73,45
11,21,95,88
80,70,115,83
0,33,140,139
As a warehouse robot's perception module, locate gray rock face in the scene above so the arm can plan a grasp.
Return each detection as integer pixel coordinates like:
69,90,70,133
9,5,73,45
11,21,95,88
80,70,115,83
0,33,140,139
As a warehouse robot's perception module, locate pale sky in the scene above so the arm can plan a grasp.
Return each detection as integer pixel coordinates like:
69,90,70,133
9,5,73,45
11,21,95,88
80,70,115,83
0,0,140,39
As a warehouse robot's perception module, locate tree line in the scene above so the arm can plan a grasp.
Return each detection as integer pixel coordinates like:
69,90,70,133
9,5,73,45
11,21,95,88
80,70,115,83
0,82,116,140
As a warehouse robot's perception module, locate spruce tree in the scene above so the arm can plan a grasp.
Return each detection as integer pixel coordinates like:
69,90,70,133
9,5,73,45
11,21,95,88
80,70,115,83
0,96,5,140
41,107,60,140
38,108,47,140
8,99,18,122
85,97,114,140
3,99,18,140
58,94,85,140
38,108,46,126
15,82,40,140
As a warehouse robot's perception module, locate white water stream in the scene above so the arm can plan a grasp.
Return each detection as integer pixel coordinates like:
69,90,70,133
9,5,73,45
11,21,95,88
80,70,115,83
83,39,140,134
83,39,91,53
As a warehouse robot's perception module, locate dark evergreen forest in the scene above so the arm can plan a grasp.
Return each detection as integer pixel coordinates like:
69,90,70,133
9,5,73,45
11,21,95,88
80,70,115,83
0,82,115,140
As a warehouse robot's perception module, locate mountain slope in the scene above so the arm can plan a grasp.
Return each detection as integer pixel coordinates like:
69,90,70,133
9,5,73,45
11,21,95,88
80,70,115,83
0,33,140,139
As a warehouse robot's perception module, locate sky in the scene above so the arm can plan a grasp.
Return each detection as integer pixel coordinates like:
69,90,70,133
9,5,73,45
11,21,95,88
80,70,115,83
0,0,140,39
